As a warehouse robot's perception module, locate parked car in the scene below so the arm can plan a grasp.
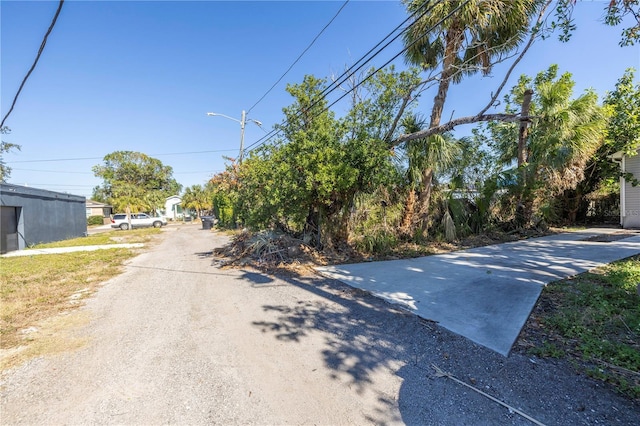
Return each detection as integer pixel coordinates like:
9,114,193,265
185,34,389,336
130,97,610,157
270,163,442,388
111,213,167,230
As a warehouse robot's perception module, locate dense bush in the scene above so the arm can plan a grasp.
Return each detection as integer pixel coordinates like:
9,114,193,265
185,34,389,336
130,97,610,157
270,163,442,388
87,215,105,226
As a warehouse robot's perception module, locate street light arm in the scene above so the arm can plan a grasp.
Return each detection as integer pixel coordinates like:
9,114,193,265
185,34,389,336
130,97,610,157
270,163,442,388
206,109,263,164
206,112,262,128
206,112,242,124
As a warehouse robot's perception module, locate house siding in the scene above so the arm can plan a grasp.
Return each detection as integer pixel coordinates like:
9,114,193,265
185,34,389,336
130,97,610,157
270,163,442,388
86,200,113,224
622,154,640,228
0,184,87,253
165,196,182,220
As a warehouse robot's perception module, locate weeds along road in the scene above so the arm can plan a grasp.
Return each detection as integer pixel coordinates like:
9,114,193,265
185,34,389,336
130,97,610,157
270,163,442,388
1,225,639,425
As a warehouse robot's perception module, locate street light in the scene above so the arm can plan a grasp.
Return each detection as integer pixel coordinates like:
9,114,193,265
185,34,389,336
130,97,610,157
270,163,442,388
206,110,262,163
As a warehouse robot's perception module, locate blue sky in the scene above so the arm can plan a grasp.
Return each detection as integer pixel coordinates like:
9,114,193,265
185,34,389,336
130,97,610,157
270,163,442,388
1,0,638,198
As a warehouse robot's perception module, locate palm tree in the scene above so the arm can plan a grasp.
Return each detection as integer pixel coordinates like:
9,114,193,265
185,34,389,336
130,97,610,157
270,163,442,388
404,0,540,127
181,185,213,219
489,65,608,226
401,0,541,233
399,113,460,235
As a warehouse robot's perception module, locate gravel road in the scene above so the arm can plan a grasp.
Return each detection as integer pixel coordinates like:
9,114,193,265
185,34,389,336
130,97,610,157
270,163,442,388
1,225,638,425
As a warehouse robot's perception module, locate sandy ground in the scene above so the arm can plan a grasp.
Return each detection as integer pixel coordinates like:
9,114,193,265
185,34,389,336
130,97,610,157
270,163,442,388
1,225,638,425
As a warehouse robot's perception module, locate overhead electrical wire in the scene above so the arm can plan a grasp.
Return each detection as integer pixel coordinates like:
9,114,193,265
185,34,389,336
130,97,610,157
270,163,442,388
1,0,65,129
244,0,436,151
247,0,351,114
11,167,222,175
26,183,93,187
12,168,93,174
5,148,237,164
311,0,437,113
243,0,437,153
243,0,444,153
247,0,472,154
323,1,472,116
8,1,461,176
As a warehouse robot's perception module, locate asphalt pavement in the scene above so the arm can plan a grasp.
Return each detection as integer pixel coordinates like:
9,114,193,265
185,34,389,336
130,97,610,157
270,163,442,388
317,228,640,356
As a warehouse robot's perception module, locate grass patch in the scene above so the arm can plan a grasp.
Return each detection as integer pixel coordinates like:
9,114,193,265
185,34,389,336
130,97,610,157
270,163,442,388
0,311,90,370
33,227,160,248
521,255,640,400
0,249,134,349
0,229,161,368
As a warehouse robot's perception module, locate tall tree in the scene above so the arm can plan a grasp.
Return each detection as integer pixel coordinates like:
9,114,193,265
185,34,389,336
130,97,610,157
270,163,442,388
238,76,345,246
604,68,640,158
237,72,403,247
92,151,181,215
570,68,640,221
403,0,541,127
392,0,637,148
208,158,241,227
487,65,608,225
400,0,542,235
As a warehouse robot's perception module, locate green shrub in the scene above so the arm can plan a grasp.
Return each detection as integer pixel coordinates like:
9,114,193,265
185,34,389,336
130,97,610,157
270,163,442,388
354,231,398,255
87,215,105,226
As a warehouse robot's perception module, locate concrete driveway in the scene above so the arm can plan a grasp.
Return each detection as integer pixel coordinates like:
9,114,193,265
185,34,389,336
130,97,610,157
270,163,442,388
317,228,640,356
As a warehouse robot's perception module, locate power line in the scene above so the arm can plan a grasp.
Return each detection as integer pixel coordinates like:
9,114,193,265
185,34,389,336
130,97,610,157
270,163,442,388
12,168,93,174
1,0,65,129
7,156,103,164
12,167,222,175
247,0,350,114
312,1,433,112
247,0,474,154
173,170,224,175
5,148,236,164
324,2,471,115
322,0,470,131
243,0,432,152
151,149,236,157
20,183,95,188
244,0,439,152
244,0,442,153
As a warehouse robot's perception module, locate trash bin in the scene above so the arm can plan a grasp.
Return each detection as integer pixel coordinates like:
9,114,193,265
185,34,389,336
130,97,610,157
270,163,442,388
201,216,214,230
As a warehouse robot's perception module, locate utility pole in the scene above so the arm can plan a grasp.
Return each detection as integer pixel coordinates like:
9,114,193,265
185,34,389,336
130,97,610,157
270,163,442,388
239,110,246,164
206,110,262,165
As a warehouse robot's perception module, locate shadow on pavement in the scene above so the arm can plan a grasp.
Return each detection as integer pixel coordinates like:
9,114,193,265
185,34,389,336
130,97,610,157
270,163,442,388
247,269,640,425
240,271,275,285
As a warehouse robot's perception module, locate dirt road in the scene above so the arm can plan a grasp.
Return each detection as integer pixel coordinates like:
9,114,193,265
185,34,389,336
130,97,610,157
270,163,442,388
1,225,638,425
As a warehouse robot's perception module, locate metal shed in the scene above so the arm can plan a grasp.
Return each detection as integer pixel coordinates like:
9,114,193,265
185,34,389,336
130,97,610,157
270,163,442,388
0,183,87,253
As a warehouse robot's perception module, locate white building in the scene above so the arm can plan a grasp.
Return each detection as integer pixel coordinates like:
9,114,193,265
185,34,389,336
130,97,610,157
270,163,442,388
164,195,182,221
611,148,640,228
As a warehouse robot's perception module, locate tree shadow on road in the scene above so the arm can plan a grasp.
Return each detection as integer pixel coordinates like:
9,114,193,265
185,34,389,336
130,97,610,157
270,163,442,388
247,270,640,425
249,271,487,423
239,270,275,285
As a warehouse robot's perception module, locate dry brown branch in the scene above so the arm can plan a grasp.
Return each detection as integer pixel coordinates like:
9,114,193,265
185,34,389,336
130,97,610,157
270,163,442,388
393,113,536,145
431,364,547,426
391,0,553,146
477,0,553,117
